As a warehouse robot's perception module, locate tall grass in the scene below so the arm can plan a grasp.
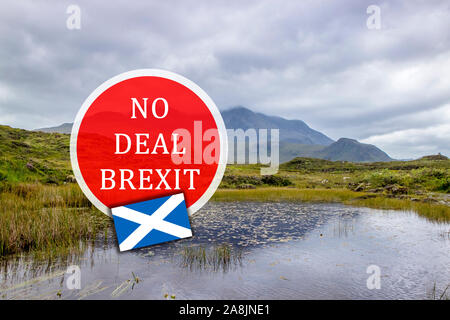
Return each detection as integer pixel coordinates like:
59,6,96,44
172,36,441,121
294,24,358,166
213,188,362,203
347,196,450,222
212,188,450,222
429,283,450,300
0,183,109,256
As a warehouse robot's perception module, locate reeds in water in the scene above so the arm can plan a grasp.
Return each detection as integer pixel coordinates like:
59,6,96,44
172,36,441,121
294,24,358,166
0,183,109,256
180,244,242,272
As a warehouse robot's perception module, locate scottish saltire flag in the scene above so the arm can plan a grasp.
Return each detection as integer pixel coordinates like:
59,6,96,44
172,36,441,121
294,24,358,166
111,193,192,252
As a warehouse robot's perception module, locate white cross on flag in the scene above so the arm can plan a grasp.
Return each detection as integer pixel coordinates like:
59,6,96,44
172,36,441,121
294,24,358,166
111,193,192,251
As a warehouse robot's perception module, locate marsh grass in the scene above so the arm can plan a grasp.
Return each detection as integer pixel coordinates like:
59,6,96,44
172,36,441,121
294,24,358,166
110,272,141,298
347,196,450,222
181,244,242,272
0,244,89,294
429,283,450,300
213,187,360,203
212,188,450,222
0,183,110,257
439,230,450,240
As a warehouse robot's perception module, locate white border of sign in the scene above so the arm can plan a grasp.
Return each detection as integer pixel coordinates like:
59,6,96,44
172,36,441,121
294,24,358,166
70,69,228,217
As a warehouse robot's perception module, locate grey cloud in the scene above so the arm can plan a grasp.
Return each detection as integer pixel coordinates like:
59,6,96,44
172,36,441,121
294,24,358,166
0,0,449,158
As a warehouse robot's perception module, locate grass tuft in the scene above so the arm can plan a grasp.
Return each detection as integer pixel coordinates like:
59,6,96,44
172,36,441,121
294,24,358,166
0,183,110,257
180,244,242,272
346,196,450,222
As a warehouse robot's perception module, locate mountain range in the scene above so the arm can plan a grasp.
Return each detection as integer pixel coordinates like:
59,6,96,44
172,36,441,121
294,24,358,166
35,122,73,134
36,106,392,163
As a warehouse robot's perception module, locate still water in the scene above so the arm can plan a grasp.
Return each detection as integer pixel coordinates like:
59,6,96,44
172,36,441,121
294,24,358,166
1,202,449,299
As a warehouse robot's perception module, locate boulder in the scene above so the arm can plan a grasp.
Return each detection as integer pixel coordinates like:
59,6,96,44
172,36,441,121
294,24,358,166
65,175,77,183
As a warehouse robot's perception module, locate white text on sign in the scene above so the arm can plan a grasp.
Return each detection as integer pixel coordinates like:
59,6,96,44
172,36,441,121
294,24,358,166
100,98,219,191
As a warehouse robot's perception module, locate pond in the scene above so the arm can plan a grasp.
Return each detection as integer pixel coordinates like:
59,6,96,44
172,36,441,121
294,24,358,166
1,202,449,299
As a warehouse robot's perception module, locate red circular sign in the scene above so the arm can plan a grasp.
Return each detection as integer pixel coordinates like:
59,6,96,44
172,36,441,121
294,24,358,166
70,69,227,216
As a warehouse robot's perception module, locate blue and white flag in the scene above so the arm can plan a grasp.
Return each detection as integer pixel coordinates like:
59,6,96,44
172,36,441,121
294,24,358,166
111,193,192,252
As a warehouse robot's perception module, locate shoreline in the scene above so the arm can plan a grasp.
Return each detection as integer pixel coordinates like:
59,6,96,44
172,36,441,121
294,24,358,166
1,183,448,258
212,187,450,222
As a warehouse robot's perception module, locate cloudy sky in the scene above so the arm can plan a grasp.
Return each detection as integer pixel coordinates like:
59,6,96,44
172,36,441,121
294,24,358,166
0,0,449,159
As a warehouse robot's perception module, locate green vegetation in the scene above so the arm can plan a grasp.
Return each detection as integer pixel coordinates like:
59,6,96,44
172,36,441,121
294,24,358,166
221,174,292,189
349,195,450,222
0,125,109,257
220,156,450,194
0,124,449,257
212,188,450,221
0,183,109,256
217,156,450,221
213,188,360,203
0,125,71,184
281,157,450,194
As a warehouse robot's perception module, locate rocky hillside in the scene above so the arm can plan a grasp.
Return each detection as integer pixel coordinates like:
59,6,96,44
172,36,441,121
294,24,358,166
0,125,71,183
35,106,394,162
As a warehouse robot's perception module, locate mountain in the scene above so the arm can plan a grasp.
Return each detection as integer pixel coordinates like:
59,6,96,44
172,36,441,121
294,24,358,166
222,106,334,145
221,107,391,162
314,138,392,162
277,139,392,162
35,122,73,134
279,143,327,162
34,106,334,145
35,106,392,162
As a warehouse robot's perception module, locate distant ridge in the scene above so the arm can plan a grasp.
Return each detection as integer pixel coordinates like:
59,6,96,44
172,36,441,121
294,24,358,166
419,154,448,161
221,107,392,162
222,106,334,146
315,138,392,162
35,123,72,134
35,106,393,162
278,138,392,162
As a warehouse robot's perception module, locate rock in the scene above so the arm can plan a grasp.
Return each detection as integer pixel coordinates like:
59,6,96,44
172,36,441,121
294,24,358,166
321,179,329,184
236,183,256,189
65,175,77,183
384,184,408,195
354,194,377,200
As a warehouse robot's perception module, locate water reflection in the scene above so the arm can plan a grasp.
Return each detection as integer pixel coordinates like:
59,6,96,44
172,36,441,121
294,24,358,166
332,217,356,238
0,202,449,300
